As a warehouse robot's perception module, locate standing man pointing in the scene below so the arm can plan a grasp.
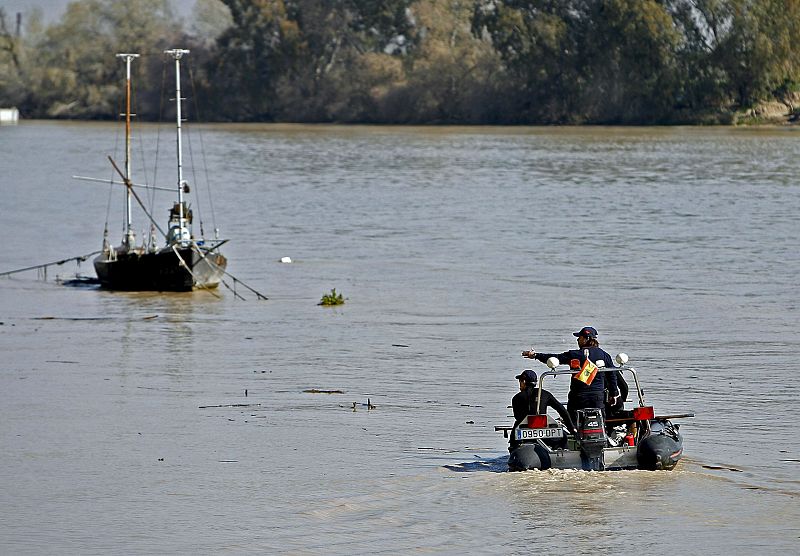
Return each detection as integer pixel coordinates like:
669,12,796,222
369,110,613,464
522,326,619,425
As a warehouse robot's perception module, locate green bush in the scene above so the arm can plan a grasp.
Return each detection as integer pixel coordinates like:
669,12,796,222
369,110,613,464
319,288,344,306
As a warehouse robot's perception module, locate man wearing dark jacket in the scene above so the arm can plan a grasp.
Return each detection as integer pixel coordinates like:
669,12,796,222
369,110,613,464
510,369,576,450
522,326,619,425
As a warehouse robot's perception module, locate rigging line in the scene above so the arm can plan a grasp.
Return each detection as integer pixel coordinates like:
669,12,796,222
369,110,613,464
224,273,268,301
129,72,156,247
131,77,152,212
188,62,217,233
185,105,205,236
108,156,167,240
149,56,168,247
171,245,221,299
219,277,246,301
182,60,204,237
103,151,115,238
0,251,102,278
189,242,268,300
103,85,125,240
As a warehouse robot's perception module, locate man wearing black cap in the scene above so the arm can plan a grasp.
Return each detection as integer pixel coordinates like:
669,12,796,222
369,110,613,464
521,326,619,425
510,369,576,450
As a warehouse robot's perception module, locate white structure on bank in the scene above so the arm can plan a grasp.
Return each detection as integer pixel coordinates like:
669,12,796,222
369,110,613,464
0,107,19,124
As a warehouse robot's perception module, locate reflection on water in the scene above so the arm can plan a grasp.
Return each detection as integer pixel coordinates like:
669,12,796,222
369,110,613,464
1,122,799,553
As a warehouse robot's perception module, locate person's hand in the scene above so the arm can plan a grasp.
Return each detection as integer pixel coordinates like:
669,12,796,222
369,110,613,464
521,349,536,359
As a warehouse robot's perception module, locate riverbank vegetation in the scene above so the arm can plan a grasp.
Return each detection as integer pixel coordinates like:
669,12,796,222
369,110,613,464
2,0,800,124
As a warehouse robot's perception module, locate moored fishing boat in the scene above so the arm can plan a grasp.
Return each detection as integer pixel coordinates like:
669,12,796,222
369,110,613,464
497,354,693,471
84,50,227,292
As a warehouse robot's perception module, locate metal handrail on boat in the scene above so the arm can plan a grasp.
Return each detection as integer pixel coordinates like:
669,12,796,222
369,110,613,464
535,365,646,412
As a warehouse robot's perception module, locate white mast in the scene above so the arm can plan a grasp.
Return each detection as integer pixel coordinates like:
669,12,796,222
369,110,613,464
117,53,139,249
164,48,190,245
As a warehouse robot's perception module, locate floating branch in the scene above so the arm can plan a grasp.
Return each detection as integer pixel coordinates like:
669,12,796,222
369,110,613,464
198,403,262,409
304,389,345,394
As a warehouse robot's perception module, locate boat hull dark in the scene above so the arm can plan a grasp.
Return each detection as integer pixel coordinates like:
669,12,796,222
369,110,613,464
94,246,227,292
508,443,552,472
636,429,683,471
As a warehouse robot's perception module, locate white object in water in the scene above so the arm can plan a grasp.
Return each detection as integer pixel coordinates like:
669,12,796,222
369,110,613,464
280,256,292,263
615,353,629,365
546,356,560,369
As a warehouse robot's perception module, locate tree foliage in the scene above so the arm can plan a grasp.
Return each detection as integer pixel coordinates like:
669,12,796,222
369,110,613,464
3,0,800,124
388,0,507,123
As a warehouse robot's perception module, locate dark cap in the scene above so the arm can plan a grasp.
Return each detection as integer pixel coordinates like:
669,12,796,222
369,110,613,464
515,369,538,384
573,326,598,338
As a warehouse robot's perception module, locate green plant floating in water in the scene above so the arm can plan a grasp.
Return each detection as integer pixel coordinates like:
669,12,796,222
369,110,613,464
319,288,345,306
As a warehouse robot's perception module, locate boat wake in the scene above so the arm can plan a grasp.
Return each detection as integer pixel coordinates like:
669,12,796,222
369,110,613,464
444,456,509,473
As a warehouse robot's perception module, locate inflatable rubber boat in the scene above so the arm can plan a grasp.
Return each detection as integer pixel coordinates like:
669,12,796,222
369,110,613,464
497,354,693,471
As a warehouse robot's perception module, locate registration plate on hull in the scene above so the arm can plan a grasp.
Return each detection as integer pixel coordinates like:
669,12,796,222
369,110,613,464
515,427,564,441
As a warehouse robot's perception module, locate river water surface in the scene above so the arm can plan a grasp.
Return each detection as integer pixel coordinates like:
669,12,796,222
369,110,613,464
1,121,799,553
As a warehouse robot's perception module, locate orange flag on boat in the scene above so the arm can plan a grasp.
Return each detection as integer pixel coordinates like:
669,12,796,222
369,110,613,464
574,358,598,385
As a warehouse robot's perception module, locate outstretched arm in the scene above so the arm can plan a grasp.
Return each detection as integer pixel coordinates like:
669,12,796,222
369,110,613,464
522,350,573,365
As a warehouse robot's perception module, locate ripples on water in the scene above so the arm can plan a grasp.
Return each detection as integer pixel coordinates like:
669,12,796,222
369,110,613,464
1,123,799,553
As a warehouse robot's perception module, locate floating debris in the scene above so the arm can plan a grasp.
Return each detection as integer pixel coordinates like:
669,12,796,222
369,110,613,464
198,403,262,409
280,256,292,263
304,389,345,394
33,315,156,321
702,464,743,472
345,399,377,410
34,316,112,321
319,288,345,306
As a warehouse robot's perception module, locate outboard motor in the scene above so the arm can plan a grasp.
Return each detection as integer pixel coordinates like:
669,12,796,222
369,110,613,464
576,408,607,471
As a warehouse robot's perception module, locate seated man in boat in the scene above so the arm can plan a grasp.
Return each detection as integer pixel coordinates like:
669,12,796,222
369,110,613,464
510,369,576,451
522,326,620,425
